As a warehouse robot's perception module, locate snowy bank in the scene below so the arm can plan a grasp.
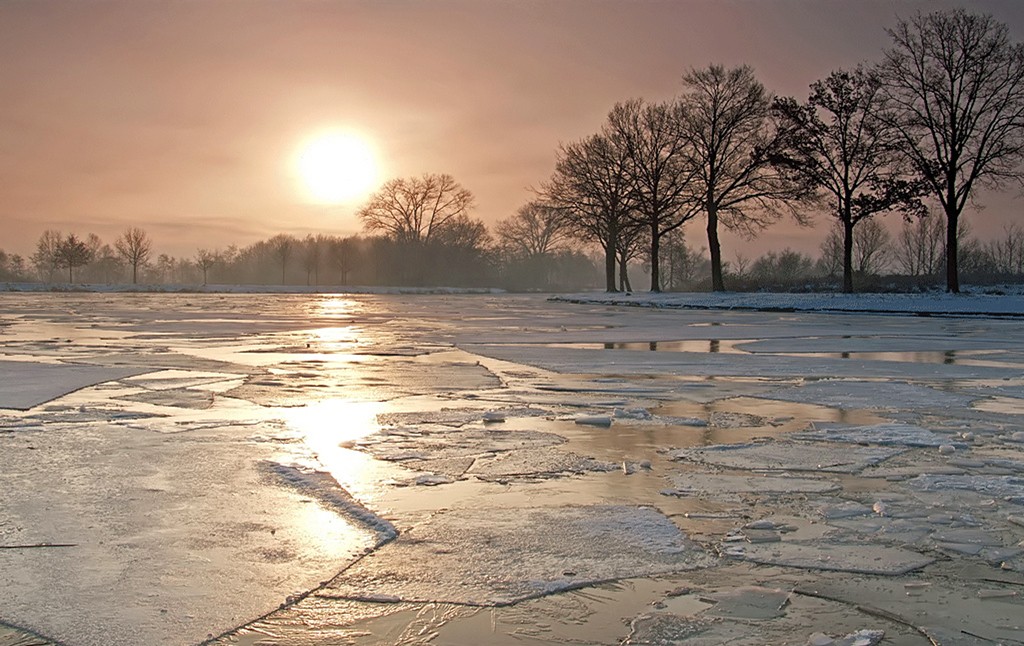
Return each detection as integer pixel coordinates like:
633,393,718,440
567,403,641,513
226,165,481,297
551,290,1024,317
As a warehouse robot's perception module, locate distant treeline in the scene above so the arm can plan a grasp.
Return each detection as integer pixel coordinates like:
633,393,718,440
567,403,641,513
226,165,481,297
3,214,1024,293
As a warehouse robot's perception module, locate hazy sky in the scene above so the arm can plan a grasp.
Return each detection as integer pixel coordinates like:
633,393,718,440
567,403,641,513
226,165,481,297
2,0,1023,260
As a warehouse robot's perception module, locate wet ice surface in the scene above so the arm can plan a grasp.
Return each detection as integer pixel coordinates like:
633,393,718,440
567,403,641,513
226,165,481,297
1,294,1024,646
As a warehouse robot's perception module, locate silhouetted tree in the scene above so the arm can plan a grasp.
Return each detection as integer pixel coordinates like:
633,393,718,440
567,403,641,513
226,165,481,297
329,236,360,286
895,214,946,277
775,67,923,292
31,230,63,282
495,201,569,258
545,132,635,291
359,173,475,245
302,234,326,286
878,9,1024,292
609,99,701,291
56,234,94,282
678,64,809,291
195,248,218,285
268,234,295,284
115,227,152,284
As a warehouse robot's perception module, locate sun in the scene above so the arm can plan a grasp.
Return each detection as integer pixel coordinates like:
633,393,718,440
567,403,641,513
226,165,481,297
296,131,380,204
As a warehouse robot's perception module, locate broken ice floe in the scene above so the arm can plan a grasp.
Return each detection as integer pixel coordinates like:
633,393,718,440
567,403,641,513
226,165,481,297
320,505,712,606
467,448,618,480
905,474,1024,504
0,360,154,410
115,388,215,410
259,462,397,542
790,422,967,448
621,614,714,645
669,442,902,474
724,541,934,575
759,380,976,410
662,473,840,496
703,586,790,619
806,630,884,646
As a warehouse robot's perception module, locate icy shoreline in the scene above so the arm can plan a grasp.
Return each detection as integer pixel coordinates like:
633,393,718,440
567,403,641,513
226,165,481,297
552,289,1024,317
0,282,506,295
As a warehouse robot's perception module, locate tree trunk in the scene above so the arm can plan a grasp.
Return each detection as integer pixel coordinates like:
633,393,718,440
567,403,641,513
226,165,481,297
604,227,618,292
649,222,661,292
946,207,960,293
843,218,855,294
68,266,73,283
707,200,724,291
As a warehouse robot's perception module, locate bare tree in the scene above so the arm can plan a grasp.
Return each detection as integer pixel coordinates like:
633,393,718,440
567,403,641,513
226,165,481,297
195,248,218,285
775,67,923,292
895,214,946,277
987,223,1024,275
56,234,94,282
495,201,570,258
268,234,295,284
544,132,635,292
329,236,360,286
114,227,152,284
31,230,63,282
678,65,810,291
301,234,325,286
878,9,1024,292
852,217,893,276
608,99,701,291
358,174,475,245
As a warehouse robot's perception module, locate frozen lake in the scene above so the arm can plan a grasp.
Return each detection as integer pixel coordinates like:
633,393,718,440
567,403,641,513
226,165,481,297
1,293,1023,646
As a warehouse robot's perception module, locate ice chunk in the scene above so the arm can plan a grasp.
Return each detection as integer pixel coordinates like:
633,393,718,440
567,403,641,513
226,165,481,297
704,586,790,619
670,442,902,474
759,381,976,410
905,475,1024,504
575,414,612,427
666,473,840,495
792,422,966,448
729,541,934,575
321,505,713,606
806,630,884,646
622,614,713,645
468,448,618,479
0,360,153,410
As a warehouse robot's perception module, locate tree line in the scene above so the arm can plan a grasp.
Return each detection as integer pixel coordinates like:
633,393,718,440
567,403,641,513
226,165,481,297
540,8,1024,294
3,8,1022,294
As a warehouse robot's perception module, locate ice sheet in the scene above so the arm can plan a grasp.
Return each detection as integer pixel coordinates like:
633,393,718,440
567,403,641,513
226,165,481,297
670,442,903,474
321,505,714,606
760,380,978,410
725,541,934,575
791,422,966,447
664,473,840,495
0,360,154,410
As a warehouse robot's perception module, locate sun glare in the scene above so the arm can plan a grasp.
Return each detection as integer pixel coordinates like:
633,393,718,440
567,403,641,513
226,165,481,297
297,132,380,204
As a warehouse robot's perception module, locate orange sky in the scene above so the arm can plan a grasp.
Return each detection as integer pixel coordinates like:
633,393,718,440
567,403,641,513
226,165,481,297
2,0,1022,260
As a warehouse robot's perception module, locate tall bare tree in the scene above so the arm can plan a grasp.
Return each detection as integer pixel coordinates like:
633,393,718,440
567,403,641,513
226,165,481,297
609,99,701,291
544,132,635,292
775,68,923,292
358,173,475,245
115,227,152,284
329,237,360,286
878,9,1024,292
678,64,809,291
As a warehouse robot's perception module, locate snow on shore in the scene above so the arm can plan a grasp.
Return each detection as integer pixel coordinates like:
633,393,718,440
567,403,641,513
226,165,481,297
551,288,1024,317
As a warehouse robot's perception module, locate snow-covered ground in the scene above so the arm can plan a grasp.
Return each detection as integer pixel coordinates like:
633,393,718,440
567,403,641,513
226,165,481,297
1,292,1023,646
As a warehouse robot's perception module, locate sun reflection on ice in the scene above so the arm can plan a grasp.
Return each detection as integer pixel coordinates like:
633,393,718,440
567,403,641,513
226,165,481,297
283,399,386,502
